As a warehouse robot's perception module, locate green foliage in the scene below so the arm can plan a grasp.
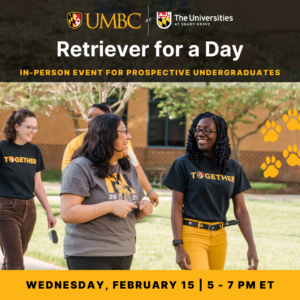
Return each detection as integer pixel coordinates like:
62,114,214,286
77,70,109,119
41,169,62,183
145,83,300,161
0,82,139,135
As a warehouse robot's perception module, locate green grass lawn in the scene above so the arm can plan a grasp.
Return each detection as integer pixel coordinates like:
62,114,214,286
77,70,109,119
44,181,289,197
250,182,287,190
45,189,61,196
41,169,61,183
26,199,300,270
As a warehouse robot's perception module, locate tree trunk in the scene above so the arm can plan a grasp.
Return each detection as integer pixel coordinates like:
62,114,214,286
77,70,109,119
230,126,241,162
72,117,82,136
234,143,241,162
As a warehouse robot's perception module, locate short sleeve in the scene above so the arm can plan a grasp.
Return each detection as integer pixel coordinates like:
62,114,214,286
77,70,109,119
60,162,91,197
163,158,189,193
36,146,45,172
232,163,251,197
61,142,75,171
128,141,139,167
62,133,86,171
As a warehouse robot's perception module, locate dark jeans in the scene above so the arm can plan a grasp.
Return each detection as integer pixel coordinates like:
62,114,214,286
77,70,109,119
0,197,36,270
66,255,133,270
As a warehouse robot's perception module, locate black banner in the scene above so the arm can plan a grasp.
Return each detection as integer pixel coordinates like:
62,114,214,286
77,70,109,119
1,0,299,82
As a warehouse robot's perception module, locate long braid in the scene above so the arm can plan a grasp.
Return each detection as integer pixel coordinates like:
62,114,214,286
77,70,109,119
186,112,231,174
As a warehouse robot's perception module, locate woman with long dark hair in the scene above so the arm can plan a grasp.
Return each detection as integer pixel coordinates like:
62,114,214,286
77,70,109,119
0,109,57,270
61,103,159,206
163,112,258,270
60,114,153,270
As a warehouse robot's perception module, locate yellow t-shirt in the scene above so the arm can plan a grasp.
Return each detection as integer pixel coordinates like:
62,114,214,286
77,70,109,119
61,132,140,171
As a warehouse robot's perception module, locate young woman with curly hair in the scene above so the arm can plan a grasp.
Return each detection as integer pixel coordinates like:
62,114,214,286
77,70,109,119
0,109,57,270
60,114,153,270
163,112,258,270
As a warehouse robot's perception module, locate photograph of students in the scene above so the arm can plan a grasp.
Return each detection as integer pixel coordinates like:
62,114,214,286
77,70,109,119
60,114,153,270
163,111,259,270
61,103,159,206
0,109,57,270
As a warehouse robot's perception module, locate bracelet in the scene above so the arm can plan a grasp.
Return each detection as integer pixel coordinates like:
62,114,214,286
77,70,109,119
146,188,154,197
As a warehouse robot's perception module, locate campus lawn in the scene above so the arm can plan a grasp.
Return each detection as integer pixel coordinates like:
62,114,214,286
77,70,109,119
42,169,289,193
44,181,289,196
27,199,300,270
41,170,62,183
250,182,287,191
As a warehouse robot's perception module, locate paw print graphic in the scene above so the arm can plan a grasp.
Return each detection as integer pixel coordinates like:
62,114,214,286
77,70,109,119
261,156,281,178
283,145,300,167
283,109,300,131
261,120,281,142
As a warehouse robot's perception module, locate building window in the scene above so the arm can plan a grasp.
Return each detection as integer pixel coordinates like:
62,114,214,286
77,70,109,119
148,90,186,147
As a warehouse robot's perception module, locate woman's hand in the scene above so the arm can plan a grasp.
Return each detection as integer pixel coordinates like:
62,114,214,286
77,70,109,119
47,213,57,229
247,247,259,270
148,190,159,207
138,200,153,216
175,245,192,270
111,200,138,218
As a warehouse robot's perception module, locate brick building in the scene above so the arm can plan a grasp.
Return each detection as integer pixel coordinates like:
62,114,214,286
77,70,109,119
0,87,299,183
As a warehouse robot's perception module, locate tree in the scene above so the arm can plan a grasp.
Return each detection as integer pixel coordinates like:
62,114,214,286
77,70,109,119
0,82,140,136
148,83,300,161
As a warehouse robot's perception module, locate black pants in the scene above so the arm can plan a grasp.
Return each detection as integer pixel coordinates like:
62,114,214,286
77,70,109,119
66,255,133,270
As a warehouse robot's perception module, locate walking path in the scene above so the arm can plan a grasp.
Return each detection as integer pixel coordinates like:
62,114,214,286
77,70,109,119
0,252,66,270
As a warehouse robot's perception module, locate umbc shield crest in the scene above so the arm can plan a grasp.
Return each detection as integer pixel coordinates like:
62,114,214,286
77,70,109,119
197,171,204,179
157,12,171,29
67,12,82,29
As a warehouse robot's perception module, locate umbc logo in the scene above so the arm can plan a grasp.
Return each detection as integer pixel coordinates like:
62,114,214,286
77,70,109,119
197,172,204,179
67,12,82,29
157,12,171,29
67,12,141,29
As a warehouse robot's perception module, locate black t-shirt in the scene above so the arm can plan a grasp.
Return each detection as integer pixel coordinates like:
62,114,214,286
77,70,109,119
0,141,45,200
163,155,251,222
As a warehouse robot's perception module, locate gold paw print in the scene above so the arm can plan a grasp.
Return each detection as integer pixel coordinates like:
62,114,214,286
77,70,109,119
283,109,300,131
261,156,281,178
283,145,300,167
261,120,281,142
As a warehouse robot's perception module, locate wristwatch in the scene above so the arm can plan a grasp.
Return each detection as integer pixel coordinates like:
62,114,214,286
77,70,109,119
172,239,183,247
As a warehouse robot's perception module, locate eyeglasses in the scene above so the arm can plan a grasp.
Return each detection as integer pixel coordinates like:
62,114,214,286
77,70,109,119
117,129,129,134
20,125,39,132
192,128,217,136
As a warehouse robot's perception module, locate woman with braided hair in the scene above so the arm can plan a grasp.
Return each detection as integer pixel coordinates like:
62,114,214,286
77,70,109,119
163,112,258,270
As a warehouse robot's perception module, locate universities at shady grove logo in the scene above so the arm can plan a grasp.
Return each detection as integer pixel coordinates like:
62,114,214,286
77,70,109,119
157,12,172,29
197,171,204,179
67,12,82,29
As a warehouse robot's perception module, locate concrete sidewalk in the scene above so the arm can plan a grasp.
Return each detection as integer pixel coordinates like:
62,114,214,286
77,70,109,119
0,252,66,270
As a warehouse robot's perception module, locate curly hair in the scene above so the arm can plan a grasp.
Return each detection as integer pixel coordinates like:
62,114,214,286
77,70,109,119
186,112,231,174
72,114,130,178
2,109,36,143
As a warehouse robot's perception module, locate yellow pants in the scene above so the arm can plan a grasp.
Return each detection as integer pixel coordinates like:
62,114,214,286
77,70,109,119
182,219,227,270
